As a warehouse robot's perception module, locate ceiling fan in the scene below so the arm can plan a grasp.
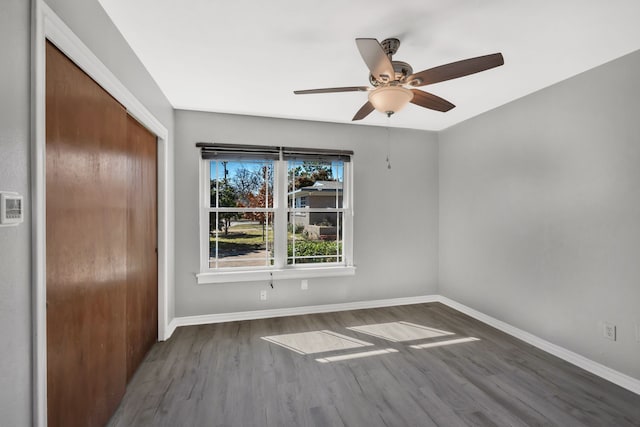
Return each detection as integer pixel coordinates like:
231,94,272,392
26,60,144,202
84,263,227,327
294,38,504,121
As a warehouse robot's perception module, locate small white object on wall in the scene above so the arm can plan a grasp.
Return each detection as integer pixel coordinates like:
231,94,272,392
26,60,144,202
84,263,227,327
0,191,24,226
603,322,617,341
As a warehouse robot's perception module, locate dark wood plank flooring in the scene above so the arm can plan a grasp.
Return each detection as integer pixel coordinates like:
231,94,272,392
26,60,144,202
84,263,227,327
108,303,640,426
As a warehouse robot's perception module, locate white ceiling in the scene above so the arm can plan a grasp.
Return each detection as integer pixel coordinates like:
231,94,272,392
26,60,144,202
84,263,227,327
98,0,640,131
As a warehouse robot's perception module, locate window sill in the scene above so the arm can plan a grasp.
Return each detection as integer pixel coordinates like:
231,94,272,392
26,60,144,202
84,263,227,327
196,265,356,285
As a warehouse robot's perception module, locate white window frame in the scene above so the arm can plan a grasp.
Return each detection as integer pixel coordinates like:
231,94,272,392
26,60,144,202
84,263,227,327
205,159,276,270
197,156,355,284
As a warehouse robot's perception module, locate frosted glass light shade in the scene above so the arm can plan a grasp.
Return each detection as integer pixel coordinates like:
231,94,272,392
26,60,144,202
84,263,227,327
368,86,414,114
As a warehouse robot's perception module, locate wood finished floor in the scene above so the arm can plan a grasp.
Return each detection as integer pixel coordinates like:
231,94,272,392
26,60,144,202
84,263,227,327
108,303,640,426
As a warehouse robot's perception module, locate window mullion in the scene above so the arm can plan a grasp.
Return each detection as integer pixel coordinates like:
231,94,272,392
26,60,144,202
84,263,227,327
201,160,212,271
214,161,219,269
273,159,288,268
344,161,353,266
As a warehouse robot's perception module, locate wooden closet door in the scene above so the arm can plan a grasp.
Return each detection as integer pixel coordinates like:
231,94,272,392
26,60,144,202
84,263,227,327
46,41,127,427
126,115,158,381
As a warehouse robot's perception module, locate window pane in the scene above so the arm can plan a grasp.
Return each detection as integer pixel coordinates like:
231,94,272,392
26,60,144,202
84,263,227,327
287,212,343,265
209,214,274,268
288,160,344,209
210,160,274,208
203,153,350,272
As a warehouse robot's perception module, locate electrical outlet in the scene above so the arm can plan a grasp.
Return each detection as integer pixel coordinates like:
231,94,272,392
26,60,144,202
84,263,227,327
301,279,308,290
603,322,616,341
260,290,267,301
636,323,640,343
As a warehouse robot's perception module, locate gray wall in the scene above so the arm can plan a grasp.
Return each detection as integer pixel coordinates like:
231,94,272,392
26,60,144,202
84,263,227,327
439,49,640,379
0,0,32,425
174,110,439,316
0,0,175,424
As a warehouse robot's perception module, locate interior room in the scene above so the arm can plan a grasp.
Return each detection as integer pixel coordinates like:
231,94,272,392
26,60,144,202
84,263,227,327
2,0,640,425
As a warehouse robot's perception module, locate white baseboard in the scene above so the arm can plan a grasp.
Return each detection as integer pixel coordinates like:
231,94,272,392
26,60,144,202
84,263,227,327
166,294,640,396
437,296,640,395
165,318,180,339
168,294,439,335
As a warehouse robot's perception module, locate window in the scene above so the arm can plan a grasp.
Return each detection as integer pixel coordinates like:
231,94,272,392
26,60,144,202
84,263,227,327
288,160,344,264
208,159,274,269
198,144,354,283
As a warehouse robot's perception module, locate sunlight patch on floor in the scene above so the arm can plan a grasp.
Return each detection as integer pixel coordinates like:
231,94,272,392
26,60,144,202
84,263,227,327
410,337,480,349
262,330,373,355
316,348,399,363
347,321,455,342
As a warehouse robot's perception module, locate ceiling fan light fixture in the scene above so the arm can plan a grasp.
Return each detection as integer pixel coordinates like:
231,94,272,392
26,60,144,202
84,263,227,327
368,85,414,115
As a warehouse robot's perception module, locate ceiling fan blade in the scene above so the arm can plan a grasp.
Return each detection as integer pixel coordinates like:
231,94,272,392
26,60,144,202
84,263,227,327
408,53,504,87
355,38,395,82
352,101,375,121
294,86,370,95
410,89,455,112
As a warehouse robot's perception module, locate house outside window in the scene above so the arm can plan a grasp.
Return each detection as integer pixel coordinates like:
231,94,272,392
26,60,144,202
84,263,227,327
288,161,345,264
197,144,354,283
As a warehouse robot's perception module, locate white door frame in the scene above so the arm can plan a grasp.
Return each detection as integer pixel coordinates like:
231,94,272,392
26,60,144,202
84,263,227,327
31,2,174,425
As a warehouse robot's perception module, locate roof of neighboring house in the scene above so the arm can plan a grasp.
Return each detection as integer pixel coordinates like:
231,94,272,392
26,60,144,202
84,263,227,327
301,181,342,191
290,180,343,197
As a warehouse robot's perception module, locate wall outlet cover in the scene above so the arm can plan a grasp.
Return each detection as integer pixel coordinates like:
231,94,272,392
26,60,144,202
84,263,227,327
301,279,308,290
603,322,616,341
260,290,267,301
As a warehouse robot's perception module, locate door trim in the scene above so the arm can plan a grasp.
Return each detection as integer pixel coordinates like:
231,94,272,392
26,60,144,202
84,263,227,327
32,2,174,425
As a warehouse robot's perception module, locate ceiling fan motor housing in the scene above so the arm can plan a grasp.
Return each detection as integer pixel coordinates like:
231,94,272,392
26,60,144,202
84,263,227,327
369,61,414,86
367,38,413,85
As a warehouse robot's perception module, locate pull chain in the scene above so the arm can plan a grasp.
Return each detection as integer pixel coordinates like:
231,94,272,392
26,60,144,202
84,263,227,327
385,116,392,170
